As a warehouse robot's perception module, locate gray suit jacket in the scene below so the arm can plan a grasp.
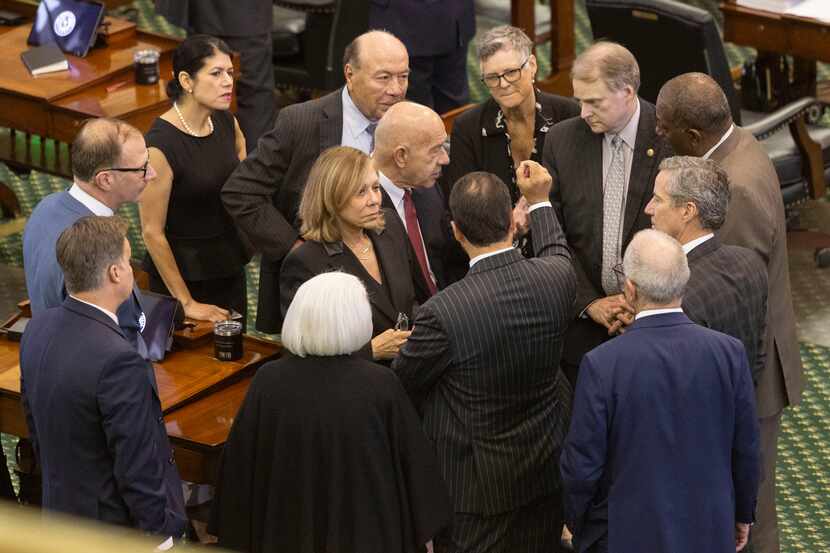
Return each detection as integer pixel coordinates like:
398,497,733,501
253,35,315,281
682,237,768,380
392,206,576,515
222,89,343,332
713,126,803,416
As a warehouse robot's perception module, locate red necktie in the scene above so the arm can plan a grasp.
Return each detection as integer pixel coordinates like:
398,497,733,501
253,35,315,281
403,190,437,296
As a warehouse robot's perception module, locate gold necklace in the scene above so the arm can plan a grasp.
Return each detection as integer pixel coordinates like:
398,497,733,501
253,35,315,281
344,234,372,259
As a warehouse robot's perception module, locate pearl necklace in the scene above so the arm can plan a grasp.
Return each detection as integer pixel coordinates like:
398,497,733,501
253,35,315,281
173,102,213,137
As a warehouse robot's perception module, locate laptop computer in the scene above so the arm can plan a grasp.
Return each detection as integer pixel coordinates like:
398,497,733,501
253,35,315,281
139,291,181,363
27,0,105,58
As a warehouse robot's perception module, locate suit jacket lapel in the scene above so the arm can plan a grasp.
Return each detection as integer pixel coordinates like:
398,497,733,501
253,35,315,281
319,89,344,151
370,229,407,323
582,127,604,249
622,100,661,244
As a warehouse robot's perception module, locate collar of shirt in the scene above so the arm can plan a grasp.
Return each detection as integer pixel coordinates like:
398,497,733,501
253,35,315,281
469,246,515,268
682,232,715,254
70,295,119,326
635,307,684,320
605,97,640,150
378,170,407,223
341,87,374,148
702,124,735,160
69,183,114,216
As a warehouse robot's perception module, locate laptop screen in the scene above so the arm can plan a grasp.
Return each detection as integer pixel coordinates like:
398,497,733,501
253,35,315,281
27,0,105,58
139,291,179,363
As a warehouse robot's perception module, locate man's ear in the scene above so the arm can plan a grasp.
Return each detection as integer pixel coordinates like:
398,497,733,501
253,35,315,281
392,145,408,168
624,278,637,307
686,128,703,149
94,171,113,193
451,220,464,244
344,63,354,87
681,201,699,223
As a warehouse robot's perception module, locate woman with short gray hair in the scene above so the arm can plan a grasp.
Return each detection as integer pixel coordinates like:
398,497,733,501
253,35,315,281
210,271,452,553
441,25,579,257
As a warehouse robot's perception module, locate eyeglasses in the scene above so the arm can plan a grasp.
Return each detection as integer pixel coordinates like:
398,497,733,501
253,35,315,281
613,262,626,291
95,156,150,179
480,58,529,88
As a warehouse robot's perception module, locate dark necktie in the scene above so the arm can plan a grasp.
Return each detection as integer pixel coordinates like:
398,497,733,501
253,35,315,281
367,122,378,152
403,190,437,296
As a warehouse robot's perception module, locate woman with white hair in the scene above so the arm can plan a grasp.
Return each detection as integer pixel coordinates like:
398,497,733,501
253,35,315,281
209,272,452,553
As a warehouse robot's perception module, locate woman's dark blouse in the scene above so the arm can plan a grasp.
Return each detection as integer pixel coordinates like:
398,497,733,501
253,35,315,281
440,91,580,201
144,110,248,281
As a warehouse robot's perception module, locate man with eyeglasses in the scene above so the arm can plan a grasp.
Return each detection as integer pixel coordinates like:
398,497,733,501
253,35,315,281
23,117,154,354
541,41,672,387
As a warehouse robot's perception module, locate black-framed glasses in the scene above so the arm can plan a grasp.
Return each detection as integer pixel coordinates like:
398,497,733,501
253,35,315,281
480,58,529,88
612,262,626,290
95,156,150,179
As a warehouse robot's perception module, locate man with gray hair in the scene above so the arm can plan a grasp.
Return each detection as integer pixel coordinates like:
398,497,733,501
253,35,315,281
645,156,768,377
542,41,672,386
656,72,801,553
561,229,761,553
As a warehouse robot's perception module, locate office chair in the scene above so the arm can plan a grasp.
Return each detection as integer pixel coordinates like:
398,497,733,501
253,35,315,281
584,0,830,209
271,0,369,92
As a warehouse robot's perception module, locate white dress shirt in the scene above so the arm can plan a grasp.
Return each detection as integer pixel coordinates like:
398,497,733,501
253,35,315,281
340,87,374,154
469,246,515,268
702,124,735,160
69,295,119,325
69,183,114,216
682,233,714,255
635,307,684,320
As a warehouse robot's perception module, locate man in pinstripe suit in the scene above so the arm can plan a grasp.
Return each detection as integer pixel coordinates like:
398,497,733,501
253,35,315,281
393,161,576,553
645,156,768,378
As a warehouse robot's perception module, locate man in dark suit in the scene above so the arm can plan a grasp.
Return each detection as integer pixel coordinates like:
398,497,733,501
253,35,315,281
393,162,576,553
20,216,186,543
374,101,467,293
656,73,802,553
222,30,409,333
542,41,672,385
370,0,475,113
645,155,768,377
561,229,760,553
22,118,150,356
154,0,274,149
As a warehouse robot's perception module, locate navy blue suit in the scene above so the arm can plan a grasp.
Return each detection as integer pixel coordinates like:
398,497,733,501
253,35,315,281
20,297,186,537
560,312,761,553
22,191,147,354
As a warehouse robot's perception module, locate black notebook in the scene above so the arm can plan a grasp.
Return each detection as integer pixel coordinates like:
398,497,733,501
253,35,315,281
21,43,68,76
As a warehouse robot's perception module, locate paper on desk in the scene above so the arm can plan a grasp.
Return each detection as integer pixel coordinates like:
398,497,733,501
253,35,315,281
786,0,830,22
736,0,803,12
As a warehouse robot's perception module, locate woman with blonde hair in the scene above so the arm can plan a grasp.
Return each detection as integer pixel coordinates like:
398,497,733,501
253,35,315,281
279,146,428,361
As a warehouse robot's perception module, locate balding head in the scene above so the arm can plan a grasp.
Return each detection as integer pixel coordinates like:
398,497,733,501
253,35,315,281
71,118,153,210
656,72,732,156
343,30,409,121
373,101,448,189
622,229,689,310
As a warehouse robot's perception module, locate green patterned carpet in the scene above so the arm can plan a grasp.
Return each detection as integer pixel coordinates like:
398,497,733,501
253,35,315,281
1,1,828,550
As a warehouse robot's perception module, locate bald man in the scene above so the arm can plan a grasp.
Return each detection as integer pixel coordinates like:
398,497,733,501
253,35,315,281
656,72,802,553
222,30,410,332
374,101,466,292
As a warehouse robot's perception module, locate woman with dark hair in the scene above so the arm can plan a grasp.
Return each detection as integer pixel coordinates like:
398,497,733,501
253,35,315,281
139,34,249,322
280,146,426,361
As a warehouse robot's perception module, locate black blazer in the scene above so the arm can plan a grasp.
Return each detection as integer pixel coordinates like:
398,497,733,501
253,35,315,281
441,92,580,200
380,184,467,289
543,99,671,315
19,298,186,537
280,209,428,338
222,89,343,333
392,206,576,515
683,237,769,380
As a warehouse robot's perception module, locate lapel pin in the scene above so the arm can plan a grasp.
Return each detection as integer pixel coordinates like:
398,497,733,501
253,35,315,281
646,148,655,158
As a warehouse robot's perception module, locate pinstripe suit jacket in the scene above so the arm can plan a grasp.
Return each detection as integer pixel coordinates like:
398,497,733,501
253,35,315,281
682,237,768,381
221,90,343,332
392,206,577,515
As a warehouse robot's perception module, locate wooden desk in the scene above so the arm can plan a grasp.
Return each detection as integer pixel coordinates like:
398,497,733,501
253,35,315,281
0,328,281,483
